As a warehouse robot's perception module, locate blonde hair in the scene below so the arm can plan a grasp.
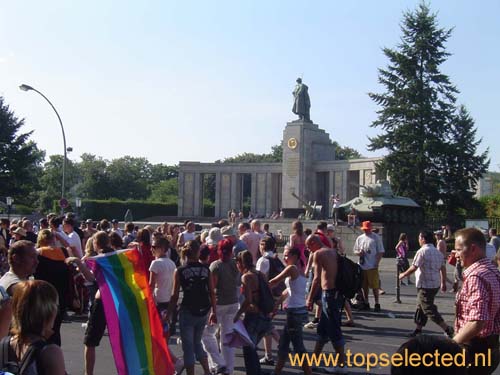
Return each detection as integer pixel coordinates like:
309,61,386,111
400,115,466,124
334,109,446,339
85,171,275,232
11,280,58,345
36,229,54,248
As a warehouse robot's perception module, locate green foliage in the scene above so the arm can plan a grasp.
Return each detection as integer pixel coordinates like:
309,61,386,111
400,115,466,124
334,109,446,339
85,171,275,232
55,199,178,221
480,195,500,217
0,97,45,207
368,3,488,217
332,142,362,160
148,179,178,204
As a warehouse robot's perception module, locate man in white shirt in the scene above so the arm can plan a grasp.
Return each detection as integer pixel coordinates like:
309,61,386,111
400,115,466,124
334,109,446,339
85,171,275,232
399,230,454,338
63,217,83,258
353,221,384,312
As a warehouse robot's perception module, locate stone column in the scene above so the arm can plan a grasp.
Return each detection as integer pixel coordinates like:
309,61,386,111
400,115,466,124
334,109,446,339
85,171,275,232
251,172,257,214
230,173,238,212
265,172,272,216
214,172,221,218
177,171,184,216
193,173,202,217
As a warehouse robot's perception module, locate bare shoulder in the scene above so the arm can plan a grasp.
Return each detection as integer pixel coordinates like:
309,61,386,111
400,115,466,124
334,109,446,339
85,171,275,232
39,344,66,375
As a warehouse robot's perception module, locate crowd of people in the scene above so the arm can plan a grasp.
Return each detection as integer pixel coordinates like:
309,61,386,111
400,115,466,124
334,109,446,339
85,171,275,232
0,214,499,375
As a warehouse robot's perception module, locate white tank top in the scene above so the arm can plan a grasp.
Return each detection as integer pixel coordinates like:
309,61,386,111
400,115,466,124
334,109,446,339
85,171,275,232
181,231,196,242
285,273,307,309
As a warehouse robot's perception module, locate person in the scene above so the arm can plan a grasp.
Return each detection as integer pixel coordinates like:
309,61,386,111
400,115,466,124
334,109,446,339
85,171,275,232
220,225,247,258
399,230,454,338
110,219,123,237
314,221,332,248
303,235,323,329
0,280,66,374
435,230,447,260
353,221,384,312
306,235,347,374
63,217,83,258
21,220,37,244
269,247,312,375
289,220,308,272
239,222,261,265
0,240,38,296
177,221,196,249
330,194,340,225
202,239,239,375
148,236,183,374
130,228,154,280
233,250,271,375
292,77,311,122
326,224,345,255
67,231,114,375
489,228,500,252
453,227,500,375
255,236,282,366
168,240,216,375
391,334,467,375
396,233,411,285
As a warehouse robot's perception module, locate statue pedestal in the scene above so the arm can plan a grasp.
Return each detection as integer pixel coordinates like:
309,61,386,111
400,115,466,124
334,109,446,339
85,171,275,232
281,121,335,213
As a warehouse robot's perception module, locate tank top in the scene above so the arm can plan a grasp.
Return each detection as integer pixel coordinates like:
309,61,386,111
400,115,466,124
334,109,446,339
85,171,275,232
181,231,196,242
285,273,307,309
178,262,211,316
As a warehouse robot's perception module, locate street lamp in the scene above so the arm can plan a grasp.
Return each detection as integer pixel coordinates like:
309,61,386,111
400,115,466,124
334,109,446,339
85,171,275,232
75,197,82,219
19,84,67,214
6,197,13,221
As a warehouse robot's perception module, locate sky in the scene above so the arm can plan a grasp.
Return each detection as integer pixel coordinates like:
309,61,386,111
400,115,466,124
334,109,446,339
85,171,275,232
1,1,499,171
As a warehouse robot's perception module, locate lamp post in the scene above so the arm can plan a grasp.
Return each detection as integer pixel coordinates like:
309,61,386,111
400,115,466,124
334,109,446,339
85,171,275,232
6,197,13,221
19,84,67,214
75,197,82,219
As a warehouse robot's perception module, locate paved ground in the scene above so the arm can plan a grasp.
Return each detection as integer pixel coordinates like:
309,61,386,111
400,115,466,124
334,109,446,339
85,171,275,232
61,260,500,375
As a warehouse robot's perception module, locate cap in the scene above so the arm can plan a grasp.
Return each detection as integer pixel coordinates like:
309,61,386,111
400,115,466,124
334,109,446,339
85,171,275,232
12,227,27,237
111,219,118,224
221,225,236,237
327,224,335,231
85,219,93,224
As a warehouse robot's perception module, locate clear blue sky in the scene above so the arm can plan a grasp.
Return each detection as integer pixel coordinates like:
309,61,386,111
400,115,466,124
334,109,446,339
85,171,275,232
1,1,499,170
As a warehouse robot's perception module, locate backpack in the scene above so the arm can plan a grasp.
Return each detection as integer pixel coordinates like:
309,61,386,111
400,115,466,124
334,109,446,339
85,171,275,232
335,254,363,299
266,255,286,297
256,271,275,315
0,336,47,375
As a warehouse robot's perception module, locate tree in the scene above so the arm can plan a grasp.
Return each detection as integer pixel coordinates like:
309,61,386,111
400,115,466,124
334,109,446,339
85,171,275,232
106,156,152,200
149,179,178,204
38,155,79,211
0,97,45,207
75,153,110,199
368,3,488,211
440,106,489,215
333,142,362,160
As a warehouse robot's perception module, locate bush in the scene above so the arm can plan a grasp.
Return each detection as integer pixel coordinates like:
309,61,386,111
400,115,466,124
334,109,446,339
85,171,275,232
53,199,177,221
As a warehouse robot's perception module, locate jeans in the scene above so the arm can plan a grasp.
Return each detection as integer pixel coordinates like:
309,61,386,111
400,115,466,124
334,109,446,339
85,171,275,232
179,308,209,367
243,312,271,375
277,307,308,360
317,289,345,347
202,303,239,373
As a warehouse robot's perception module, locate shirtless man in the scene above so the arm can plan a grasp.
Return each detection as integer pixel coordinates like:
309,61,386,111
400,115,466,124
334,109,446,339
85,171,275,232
306,235,347,373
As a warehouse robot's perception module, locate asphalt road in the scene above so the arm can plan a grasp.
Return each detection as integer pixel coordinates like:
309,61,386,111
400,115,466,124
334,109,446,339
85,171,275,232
60,261,500,375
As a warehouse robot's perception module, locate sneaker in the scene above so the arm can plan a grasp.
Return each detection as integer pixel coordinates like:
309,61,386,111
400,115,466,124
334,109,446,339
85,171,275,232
259,356,275,366
374,304,381,312
379,289,386,295
342,320,355,327
407,329,422,337
304,321,318,329
174,358,184,374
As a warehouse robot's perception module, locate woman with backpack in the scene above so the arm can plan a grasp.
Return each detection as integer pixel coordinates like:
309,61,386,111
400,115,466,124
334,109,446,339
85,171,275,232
268,247,312,375
234,250,272,375
0,280,66,374
168,240,217,375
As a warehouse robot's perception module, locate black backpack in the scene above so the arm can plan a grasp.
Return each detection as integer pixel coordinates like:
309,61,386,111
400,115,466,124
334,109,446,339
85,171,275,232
266,255,286,297
256,271,275,315
335,254,363,299
0,336,47,375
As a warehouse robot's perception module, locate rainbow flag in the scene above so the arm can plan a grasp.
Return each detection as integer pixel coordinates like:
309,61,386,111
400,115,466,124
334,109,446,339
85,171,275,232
86,248,173,375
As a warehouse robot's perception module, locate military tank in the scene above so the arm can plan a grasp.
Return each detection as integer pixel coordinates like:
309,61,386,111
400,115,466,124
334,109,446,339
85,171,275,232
338,180,423,224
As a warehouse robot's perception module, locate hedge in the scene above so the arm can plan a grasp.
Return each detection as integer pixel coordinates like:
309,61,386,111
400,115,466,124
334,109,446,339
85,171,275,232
53,199,177,221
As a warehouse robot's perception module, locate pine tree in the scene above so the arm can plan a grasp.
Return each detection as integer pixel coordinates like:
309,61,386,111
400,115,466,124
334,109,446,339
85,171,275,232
368,3,488,212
